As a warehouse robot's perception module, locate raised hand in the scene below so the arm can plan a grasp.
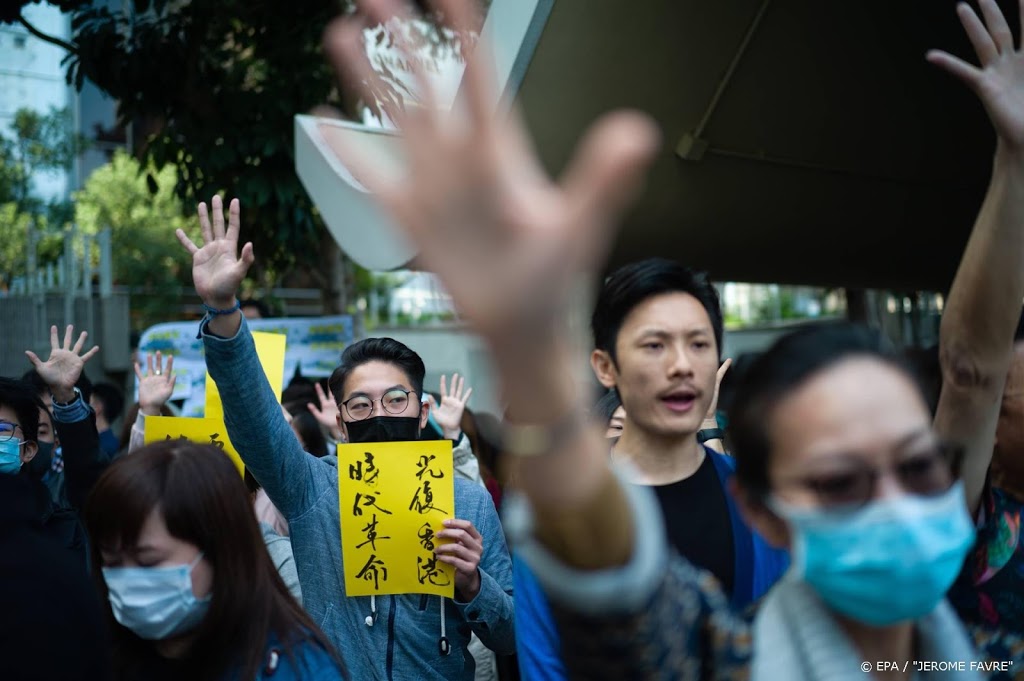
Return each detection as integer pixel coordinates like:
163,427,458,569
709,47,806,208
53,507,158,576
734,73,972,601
307,382,343,440
25,325,99,404
136,351,177,416
928,0,1024,149
702,358,732,429
435,518,484,601
322,0,660,345
175,195,255,309
427,374,473,440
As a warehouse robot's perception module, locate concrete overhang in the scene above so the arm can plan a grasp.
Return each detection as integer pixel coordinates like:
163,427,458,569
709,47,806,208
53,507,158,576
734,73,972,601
297,0,1003,292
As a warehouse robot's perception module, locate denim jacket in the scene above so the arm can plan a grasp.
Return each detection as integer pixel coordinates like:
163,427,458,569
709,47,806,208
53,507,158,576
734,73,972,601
203,319,514,681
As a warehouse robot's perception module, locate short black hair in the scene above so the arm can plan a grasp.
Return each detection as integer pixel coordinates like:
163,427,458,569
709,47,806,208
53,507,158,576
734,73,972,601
729,323,918,498
290,410,328,458
91,382,125,422
0,377,42,442
591,258,723,362
240,299,272,319
282,369,317,406
1016,308,1024,343
592,389,622,426
20,369,93,404
328,338,426,405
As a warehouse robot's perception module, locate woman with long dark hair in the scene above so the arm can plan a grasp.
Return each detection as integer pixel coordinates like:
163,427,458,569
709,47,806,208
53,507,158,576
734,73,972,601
84,441,346,681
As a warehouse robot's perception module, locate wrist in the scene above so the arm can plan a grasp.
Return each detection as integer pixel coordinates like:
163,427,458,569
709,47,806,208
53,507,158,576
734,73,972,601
202,291,237,307
696,427,725,445
494,340,577,423
457,570,481,602
701,417,719,431
442,427,462,441
140,404,162,417
50,386,77,405
202,298,241,315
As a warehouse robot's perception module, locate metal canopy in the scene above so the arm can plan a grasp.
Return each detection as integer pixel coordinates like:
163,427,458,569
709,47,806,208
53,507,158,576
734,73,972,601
298,0,1005,292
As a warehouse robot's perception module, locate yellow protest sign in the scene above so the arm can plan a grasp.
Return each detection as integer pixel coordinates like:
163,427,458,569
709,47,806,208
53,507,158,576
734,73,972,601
337,440,456,597
144,415,244,476
205,331,287,420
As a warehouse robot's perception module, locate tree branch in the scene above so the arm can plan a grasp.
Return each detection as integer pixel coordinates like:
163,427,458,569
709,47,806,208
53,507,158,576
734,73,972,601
18,14,77,54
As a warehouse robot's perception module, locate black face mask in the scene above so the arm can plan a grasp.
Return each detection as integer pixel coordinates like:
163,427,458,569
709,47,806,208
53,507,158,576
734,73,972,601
28,441,54,478
345,416,422,443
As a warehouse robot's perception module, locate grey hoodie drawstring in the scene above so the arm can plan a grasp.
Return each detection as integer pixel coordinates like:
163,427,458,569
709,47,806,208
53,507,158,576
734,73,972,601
365,595,378,627
438,596,451,656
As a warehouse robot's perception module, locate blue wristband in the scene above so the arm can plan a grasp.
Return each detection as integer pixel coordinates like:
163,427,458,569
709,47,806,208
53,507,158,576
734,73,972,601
202,299,241,316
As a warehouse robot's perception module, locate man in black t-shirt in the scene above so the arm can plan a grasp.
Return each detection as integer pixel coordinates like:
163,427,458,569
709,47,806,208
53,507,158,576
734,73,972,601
588,258,787,603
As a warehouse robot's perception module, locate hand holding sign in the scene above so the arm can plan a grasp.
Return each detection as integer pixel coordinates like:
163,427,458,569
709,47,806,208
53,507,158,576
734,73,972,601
435,519,483,602
338,440,456,597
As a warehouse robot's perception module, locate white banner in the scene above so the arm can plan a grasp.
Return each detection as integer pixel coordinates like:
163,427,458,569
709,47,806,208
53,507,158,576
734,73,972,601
136,316,354,417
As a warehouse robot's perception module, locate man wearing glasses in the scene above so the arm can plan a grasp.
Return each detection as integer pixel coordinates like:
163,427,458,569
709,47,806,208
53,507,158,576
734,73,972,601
177,197,514,681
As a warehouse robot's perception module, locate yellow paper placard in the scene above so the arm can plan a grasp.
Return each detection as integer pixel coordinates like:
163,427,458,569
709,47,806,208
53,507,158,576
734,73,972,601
337,440,455,597
144,415,244,476
205,331,287,420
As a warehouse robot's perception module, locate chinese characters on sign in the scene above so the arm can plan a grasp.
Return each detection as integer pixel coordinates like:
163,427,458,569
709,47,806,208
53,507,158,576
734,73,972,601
338,440,455,597
143,416,245,475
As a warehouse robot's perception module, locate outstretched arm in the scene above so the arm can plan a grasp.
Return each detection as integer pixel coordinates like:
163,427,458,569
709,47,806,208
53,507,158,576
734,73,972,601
929,0,1024,515
176,197,325,520
26,325,107,510
323,0,659,572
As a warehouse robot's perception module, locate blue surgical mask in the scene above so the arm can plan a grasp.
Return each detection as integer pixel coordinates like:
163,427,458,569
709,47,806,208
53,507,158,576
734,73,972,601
102,552,211,640
768,482,975,626
0,439,25,474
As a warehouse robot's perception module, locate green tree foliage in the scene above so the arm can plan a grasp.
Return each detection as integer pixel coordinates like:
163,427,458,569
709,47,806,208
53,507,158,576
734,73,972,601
0,106,81,210
61,0,344,293
3,0,484,312
0,204,34,288
0,106,82,290
73,150,200,329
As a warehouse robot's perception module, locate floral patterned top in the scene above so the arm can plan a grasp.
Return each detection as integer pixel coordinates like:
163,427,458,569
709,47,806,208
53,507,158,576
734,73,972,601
949,484,1024,634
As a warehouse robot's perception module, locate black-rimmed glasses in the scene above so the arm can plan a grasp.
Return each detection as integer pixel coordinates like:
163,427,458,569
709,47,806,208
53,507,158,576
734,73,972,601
341,389,417,421
772,441,964,511
0,421,22,443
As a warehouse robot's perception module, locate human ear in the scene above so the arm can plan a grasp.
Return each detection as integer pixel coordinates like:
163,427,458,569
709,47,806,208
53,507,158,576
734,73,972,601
20,441,38,464
419,396,430,431
590,349,617,389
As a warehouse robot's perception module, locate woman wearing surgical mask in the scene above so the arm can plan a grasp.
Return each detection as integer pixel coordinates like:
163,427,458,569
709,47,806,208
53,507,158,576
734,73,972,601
518,324,988,679
84,441,346,681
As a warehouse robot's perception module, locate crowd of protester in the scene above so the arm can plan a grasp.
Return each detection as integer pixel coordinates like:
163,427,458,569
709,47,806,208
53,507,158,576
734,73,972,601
5,0,1024,679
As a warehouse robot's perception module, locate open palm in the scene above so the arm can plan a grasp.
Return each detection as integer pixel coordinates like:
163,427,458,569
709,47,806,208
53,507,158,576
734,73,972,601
25,325,99,396
428,374,474,439
928,0,1024,149
176,195,254,308
136,351,177,415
